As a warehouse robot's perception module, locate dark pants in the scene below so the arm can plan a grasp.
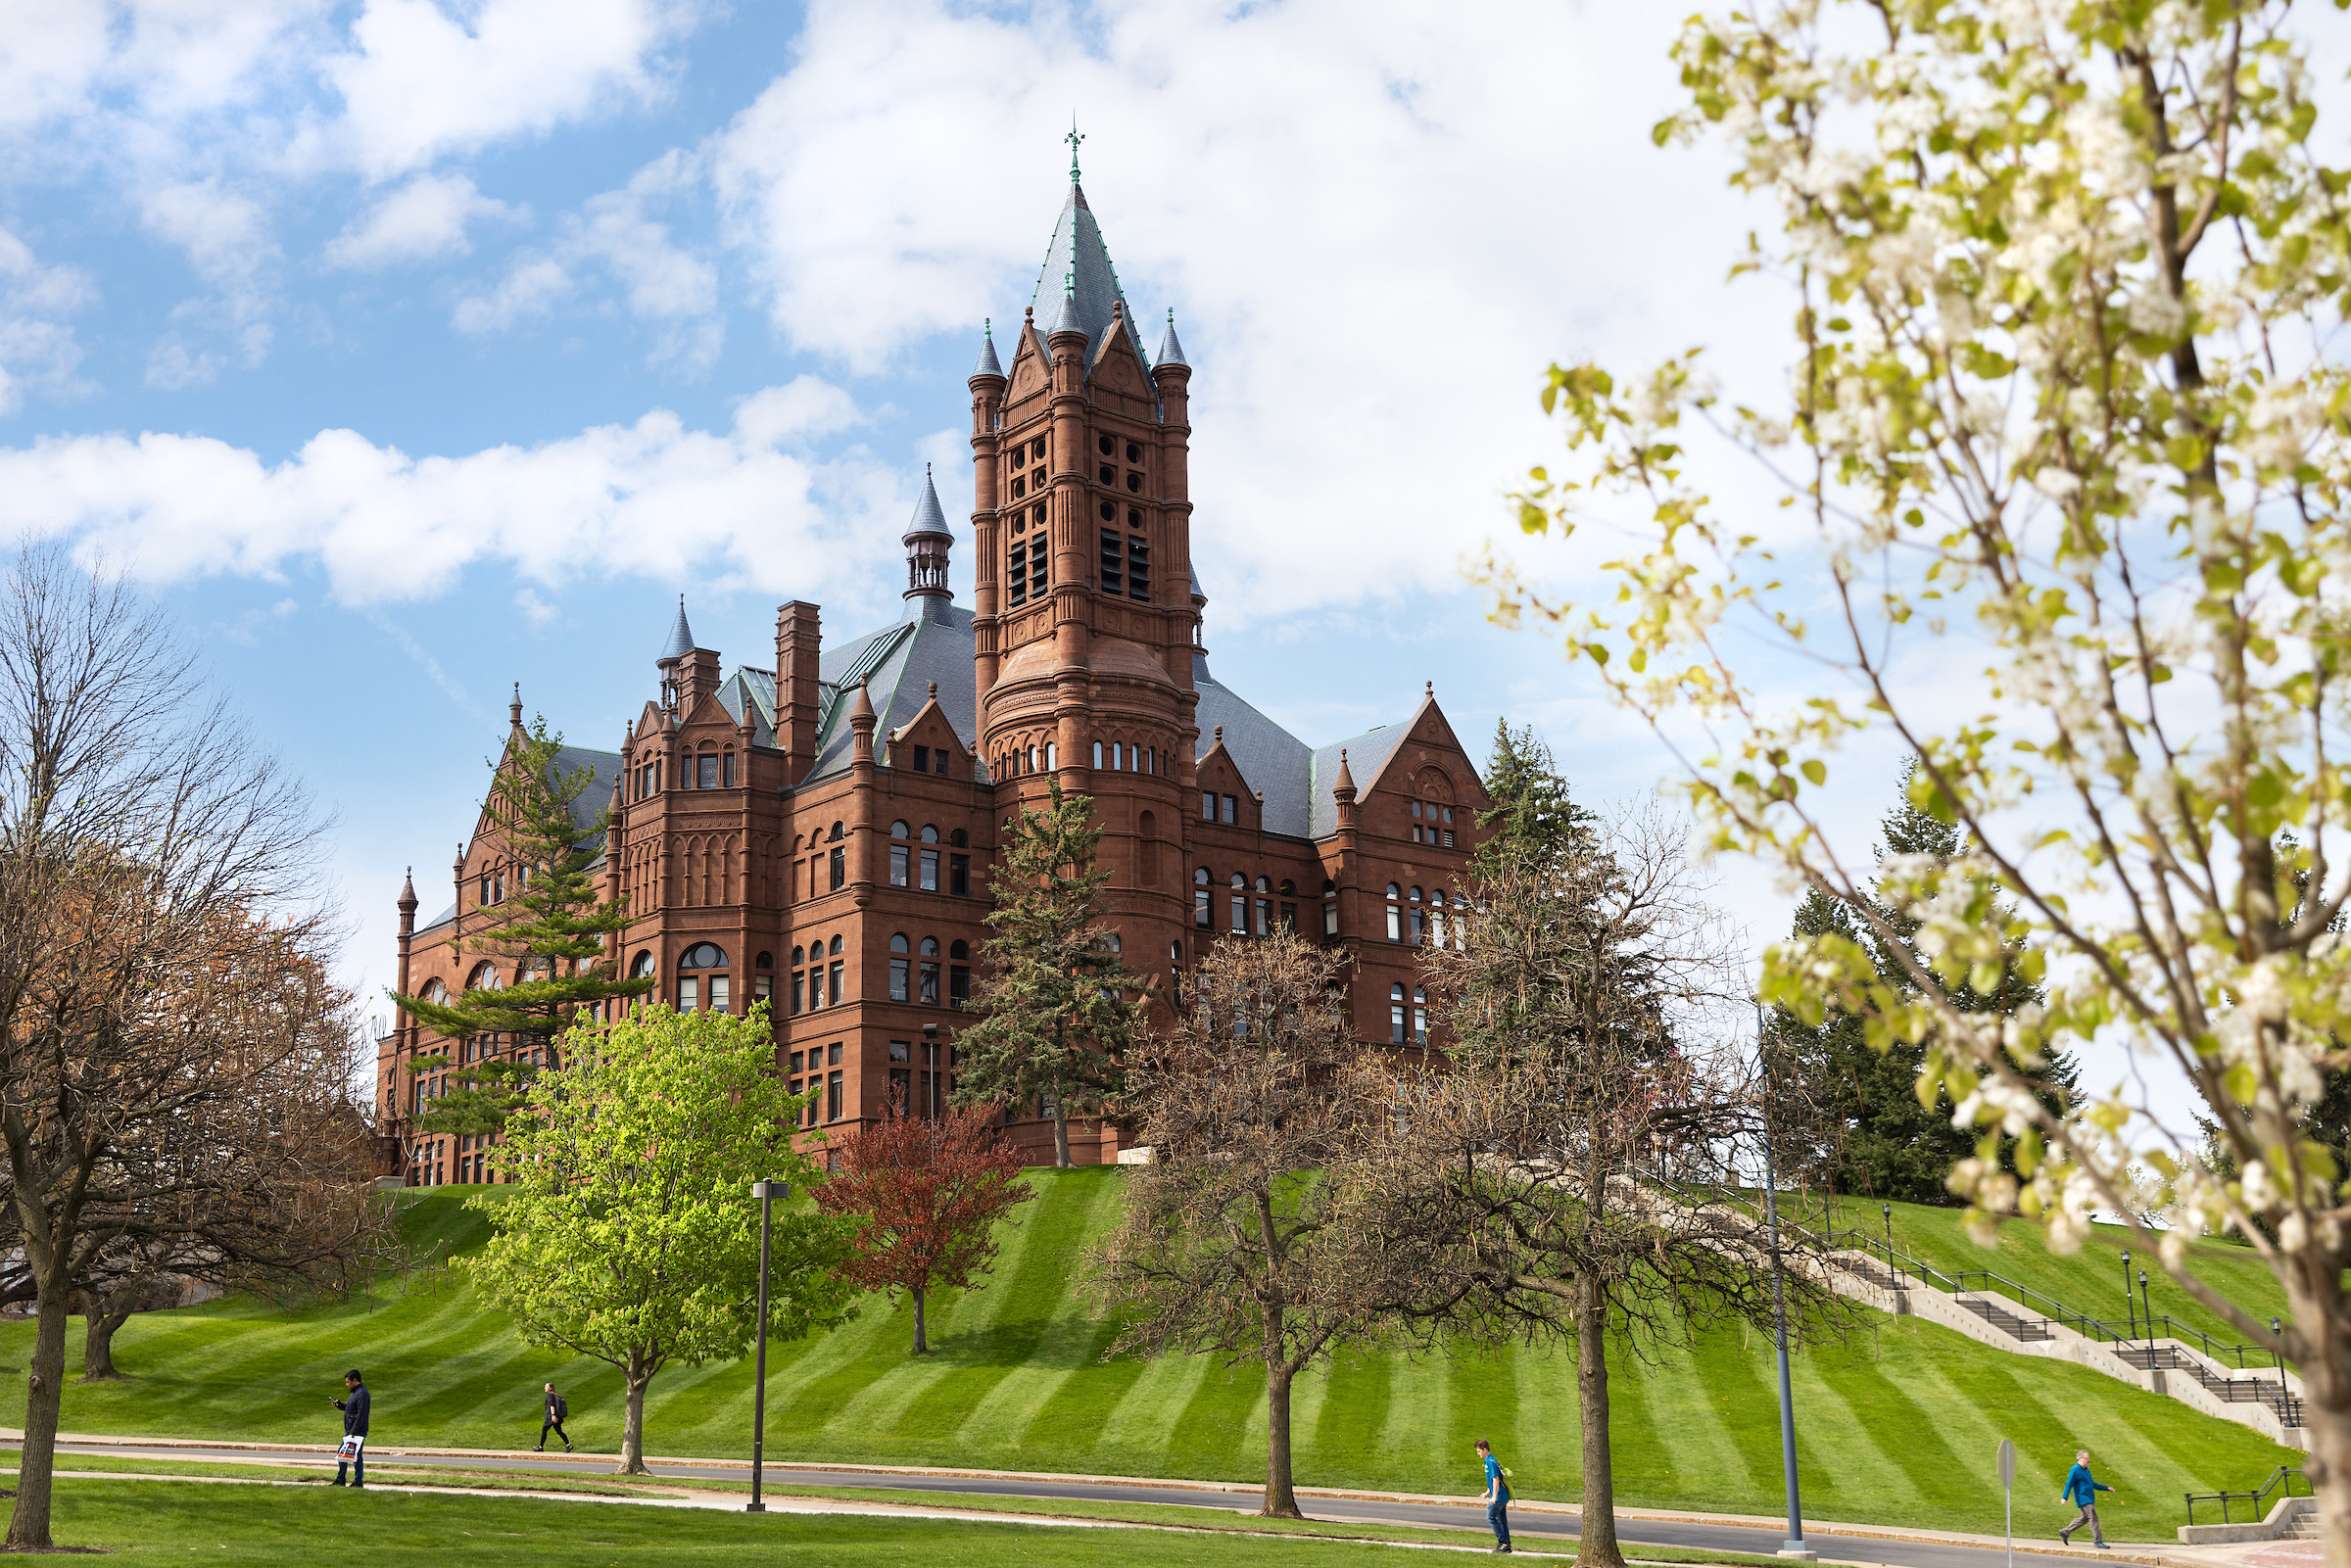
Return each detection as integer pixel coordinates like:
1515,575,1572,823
540,1417,570,1449
2063,1502,2103,1544
335,1438,364,1487
1488,1497,1511,1546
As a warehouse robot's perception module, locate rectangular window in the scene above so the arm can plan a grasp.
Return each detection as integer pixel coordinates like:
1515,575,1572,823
1100,529,1123,595
755,975,772,1006
950,966,970,1007
1230,893,1246,933
828,1041,842,1066
1007,540,1029,606
1414,1007,1428,1047
829,959,844,1002
1391,1003,1407,1044
1195,887,1211,927
680,976,699,1012
1256,898,1271,936
889,1039,910,1062
1280,901,1297,929
1323,900,1339,937
1200,791,1215,821
725,752,736,787
889,1066,911,1109
791,974,804,1015
710,976,730,1014
1410,909,1425,946
890,845,910,886
1222,794,1238,825
949,854,970,895
698,755,719,788
1128,536,1150,600
1443,830,1456,848
889,958,910,1002
1032,535,1050,600
934,748,951,778
790,1050,803,1072
912,746,929,773
921,848,939,891
828,1069,843,1122
920,961,939,1005
829,846,845,890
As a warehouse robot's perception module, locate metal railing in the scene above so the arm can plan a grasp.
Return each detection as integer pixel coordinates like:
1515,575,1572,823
2185,1466,2306,1526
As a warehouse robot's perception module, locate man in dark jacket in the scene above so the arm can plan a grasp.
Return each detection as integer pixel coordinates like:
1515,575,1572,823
2059,1449,2115,1546
537,1383,572,1452
332,1369,370,1488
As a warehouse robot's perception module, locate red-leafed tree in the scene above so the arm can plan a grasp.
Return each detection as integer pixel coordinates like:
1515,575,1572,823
814,1104,1032,1354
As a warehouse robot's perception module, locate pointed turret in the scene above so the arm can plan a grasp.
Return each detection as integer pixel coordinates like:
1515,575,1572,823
660,596,695,663
508,682,523,732
904,463,953,612
1042,276,1084,345
973,319,1003,379
1030,171,1130,362
850,680,878,770
1156,309,1188,369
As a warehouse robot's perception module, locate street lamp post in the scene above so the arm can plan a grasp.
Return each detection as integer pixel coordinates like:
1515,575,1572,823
746,1179,788,1514
2121,1249,2135,1342
1881,1202,1899,1288
1756,1008,1811,1560
2138,1269,2153,1344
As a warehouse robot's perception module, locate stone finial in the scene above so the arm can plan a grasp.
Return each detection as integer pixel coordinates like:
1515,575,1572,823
510,683,523,729
929,682,938,699
1214,726,1223,744
398,868,417,913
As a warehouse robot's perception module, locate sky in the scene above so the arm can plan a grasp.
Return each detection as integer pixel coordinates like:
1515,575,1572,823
0,0,2187,1129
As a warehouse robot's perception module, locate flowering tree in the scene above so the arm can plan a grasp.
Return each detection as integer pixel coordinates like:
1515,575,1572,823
813,1103,1032,1354
1489,1,2351,1548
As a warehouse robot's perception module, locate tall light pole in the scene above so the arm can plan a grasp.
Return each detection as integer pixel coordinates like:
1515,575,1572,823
745,1179,787,1514
2121,1248,2135,1342
1756,1006,1811,1560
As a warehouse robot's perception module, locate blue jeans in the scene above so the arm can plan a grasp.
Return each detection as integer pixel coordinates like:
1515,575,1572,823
1488,1497,1511,1546
336,1439,365,1487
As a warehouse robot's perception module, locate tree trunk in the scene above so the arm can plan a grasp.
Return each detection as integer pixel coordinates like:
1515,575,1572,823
911,1286,928,1354
81,1299,136,1381
2288,1281,2351,1568
8,1273,73,1547
616,1353,652,1476
1262,1358,1303,1518
1050,1104,1072,1167
1575,1269,1625,1568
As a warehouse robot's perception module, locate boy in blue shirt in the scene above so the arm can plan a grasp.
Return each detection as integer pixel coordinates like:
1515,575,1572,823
2060,1449,2115,1547
1475,1438,1511,1553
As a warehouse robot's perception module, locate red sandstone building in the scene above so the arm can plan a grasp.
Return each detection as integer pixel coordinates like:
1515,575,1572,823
377,166,1487,1182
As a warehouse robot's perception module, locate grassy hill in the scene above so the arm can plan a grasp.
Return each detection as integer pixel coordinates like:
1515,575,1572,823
0,1175,2298,1542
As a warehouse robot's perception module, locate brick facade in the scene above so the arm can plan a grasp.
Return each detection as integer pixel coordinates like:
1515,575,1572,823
376,170,1486,1182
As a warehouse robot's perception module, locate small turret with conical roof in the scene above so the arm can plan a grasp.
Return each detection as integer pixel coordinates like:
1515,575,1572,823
657,595,695,708
973,318,1003,380
1156,308,1188,369
904,463,953,616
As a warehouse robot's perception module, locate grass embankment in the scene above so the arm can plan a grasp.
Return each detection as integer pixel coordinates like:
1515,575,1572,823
0,1176,2298,1543
1823,1197,2290,1354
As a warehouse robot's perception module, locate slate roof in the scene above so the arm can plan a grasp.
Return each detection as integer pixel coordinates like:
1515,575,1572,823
974,323,1002,378
904,469,951,539
418,745,620,939
1029,182,1156,387
1157,309,1188,368
660,599,696,662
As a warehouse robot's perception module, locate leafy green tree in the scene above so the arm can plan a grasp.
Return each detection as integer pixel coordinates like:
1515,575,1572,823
1492,2,2351,1541
951,782,1145,1166
465,1005,857,1473
1771,765,2077,1203
395,715,650,1137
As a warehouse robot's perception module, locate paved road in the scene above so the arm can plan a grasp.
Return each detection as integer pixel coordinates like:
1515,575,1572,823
15,1439,2107,1568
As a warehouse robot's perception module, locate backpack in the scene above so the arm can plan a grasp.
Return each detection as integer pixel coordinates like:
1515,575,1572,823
553,1395,568,1419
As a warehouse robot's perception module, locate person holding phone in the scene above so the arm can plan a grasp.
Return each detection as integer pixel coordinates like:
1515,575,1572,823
331,1369,370,1488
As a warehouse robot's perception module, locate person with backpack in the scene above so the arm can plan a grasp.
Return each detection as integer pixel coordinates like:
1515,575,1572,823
538,1383,573,1452
1475,1438,1512,1553
2059,1449,2116,1547
330,1369,369,1488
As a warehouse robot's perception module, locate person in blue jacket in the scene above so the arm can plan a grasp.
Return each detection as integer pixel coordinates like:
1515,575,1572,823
1475,1438,1511,1553
331,1369,370,1489
2059,1449,2115,1546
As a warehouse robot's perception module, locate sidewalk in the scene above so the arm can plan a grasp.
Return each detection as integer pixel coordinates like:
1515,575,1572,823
0,1429,2198,1566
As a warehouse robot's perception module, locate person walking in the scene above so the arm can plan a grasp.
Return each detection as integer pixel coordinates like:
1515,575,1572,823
2059,1449,2115,1547
1475,1438,1512,1553
331,1369,370,1489
537,1383,573,1452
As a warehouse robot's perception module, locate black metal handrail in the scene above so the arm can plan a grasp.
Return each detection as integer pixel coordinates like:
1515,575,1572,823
2185,1466,2306,1526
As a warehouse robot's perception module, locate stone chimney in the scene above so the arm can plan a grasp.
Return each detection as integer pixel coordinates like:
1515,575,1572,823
775,601,821,779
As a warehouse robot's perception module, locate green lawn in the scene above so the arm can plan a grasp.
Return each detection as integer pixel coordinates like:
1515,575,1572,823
1822,1197,2290,1356
20,1478,1500,1566
0,1175,2300,1544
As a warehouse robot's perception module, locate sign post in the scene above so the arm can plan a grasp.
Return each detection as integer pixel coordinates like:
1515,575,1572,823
1996,1439,2016,1568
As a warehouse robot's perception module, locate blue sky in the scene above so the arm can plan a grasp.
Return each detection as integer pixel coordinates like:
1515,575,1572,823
0,0,1875,1032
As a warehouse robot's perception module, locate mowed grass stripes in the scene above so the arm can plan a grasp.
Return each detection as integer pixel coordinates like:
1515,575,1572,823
0,1172,2296,1539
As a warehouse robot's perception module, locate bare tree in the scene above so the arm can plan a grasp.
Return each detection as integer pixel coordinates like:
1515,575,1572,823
0,547,387,1549
1089,930,1420,1519
1388,805,1848,1568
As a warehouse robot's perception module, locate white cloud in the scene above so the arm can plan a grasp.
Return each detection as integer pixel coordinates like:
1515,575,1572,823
512,587,558,626
319,0,705,179
0,2,327,138
0,228,98,415
706,0,1764,626
323,172,522,269
455,150,720,369
0,381,914,610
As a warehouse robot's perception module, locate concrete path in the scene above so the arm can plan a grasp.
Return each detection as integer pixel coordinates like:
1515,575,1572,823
0,1431,2184,1568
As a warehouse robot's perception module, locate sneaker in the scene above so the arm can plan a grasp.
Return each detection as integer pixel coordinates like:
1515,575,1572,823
533,1447,544,1452
564,1446,574,1453
2059,1534,2071,1545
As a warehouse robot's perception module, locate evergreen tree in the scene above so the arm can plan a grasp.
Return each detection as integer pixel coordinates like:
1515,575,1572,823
951,782,1146,1166
393,715,651,1137
1473,721,1594,874
1768,760,2078,1204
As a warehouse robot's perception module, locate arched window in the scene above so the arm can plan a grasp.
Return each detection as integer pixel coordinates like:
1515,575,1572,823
1385,883,1403,943
1253,876,1273,936
891,820,910,837
791,945,805,967
1229,872,1247,933
889,933,910,951
630,950,656,979
950,939,969,960
723,750,735,787
889,821,911,887
920,936,939,956
1409,887,1426,947
829,934,843,956
752,951,774,1009
950,828,968,847
421,978,448,1005
889,933,911,1002
1028,745,1037,773
466,962,502,992
1194,866,1212,929
828,822,844,841
1322,877,1340,938
921,825,939,843
1092,740,1103,768
1046,742,1057,770
1413,985,1429,1046
756,951,773,970
680,943,729,969
919,936,940,1004
678,943,730,1013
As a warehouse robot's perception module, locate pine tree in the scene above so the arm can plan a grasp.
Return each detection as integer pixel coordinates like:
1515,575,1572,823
951,782,1145,1166
1768,760,2078,1203
393,715,651,1138
1473,721,1593,874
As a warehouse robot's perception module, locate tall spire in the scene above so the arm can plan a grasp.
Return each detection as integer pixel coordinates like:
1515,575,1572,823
1065,116,1084,183
903,463,953,611
1030,138,1129,362
659,595,696,664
